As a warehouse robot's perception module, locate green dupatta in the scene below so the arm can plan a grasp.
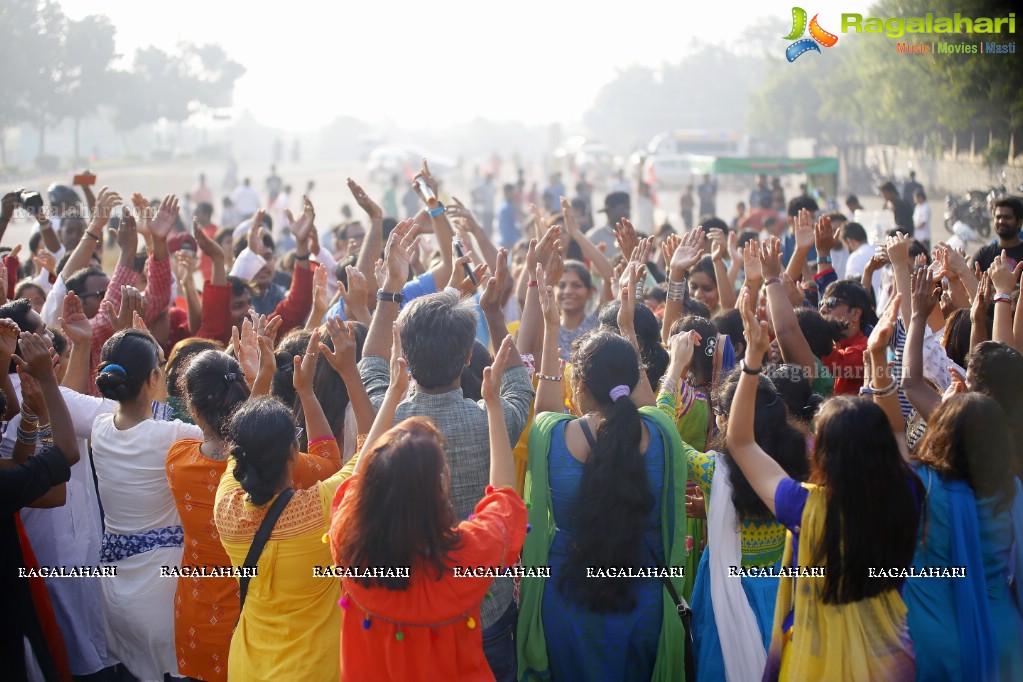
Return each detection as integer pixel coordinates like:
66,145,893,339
516,407,689,682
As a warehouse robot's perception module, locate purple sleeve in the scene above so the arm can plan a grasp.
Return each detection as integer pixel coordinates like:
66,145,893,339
774,477,809,531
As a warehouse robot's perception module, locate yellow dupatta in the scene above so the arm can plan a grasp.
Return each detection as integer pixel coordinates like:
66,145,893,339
764,483,916,682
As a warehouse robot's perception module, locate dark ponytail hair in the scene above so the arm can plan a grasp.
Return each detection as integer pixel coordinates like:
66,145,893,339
670,315,717,386
598,300,670,389
96,329,159,402
181,350,251,440
226,396,299,506
712,369,809,520
764,364,824,424
562,330,652,612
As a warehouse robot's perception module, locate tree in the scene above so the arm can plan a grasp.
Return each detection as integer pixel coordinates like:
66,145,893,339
62,14,117,161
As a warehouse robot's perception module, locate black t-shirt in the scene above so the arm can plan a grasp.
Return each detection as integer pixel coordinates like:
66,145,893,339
1,445,71,681
973,241,1023,272
892,198,915,233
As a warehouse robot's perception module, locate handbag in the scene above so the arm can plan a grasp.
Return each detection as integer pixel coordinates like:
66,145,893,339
579,419,697,680
237,488,294,622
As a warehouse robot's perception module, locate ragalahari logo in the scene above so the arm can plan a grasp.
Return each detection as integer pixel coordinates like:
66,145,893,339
784,7,839,61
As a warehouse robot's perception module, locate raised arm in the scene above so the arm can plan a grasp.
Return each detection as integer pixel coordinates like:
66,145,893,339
354,324,409,475
362,220,420,359
708,227,736,310
534,264,565,416
866,292,909,460
62,187,120,277
480,248,521,365
0,319,19,420
885,232,914,324
902,269,942,419
661,228,705,344
294,329,332,441
727,288,786,516
784,208,815,283
16,332,78,466
415,160,455,288
482,335,517,489
988,251,1019,349
762,237,819,377
320,316,375,437
617,262,655,407
57,293,93,393
563,197,613,281
449,197,499,272
970,274,993,350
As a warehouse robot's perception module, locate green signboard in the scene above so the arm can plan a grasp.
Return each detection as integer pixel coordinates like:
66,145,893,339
704,157,839,175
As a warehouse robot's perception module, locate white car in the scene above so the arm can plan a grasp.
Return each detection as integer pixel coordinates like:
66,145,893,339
642,154,695,190
366,144,457,184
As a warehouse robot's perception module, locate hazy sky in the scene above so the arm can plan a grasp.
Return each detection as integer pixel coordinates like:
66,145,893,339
59,0,873,132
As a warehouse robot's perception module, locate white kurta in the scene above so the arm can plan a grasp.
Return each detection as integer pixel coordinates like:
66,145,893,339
90,414,202,682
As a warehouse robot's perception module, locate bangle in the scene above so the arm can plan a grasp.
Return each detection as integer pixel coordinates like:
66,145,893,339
536,373,563,382
867,378,898,398
817,255,832,264
658,377,678,395
666,278,687,302
634,281,646,299
993,293,1012,305
765,277,781,287
295,252,311,261
16,425,38,445
739,360,762,375
427,203,446,217
84,231,102,241
20,406,38,422
527,280,538,288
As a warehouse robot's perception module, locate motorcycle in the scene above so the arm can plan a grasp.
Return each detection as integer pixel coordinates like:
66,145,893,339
944,190,991,239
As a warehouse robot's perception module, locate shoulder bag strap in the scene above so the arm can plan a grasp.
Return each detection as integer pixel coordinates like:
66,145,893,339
238,488,295,618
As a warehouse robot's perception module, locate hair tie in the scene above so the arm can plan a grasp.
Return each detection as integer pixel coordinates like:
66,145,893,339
609,385,631,402
101,364,127,376
223,372,237,385
704,336,717,357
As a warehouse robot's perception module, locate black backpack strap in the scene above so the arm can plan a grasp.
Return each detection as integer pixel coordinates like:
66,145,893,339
238,488,294,617
641,514,697,680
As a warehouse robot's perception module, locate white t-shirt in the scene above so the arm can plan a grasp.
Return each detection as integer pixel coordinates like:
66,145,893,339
913,202,931,242
231,184,262,217
844,242,876,279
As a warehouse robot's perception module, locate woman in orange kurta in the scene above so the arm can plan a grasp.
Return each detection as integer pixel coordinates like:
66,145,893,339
329,335,527,681
166,348,344,681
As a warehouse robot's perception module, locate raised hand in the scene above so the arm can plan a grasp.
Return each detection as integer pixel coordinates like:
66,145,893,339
533,224,562,274
58,292,92,348
387,322,410,397
12,332,56,381
814,214,835,255
116,206,139,256
988,249,1019,295
479,248,509,315
347,178,382,220
708,228,727,262
481,335,514,404
667,329,702,373
737,287,769,363
102,286,145,332
793,208,815,249
560,196,582,237
661,233,681,266
293,329,321,394
339,265,370,321
0,318,20,363
89,187,122,232
231,317,259,384
192,217,224,262
617,261,645,337
743,239,763,283
885,232,912,268
384,220,421,286
536,264,561,328
319,316,359,376
131,192,152,239
670,227,705,275
32,249,56,276
446,241,488,296
614,217,640,260
727,230,742,266
413,158,439,202
761,236,783,279
780,272,805,308
910,267,938,319
868,292,902,355
311,263,329,312
18,369,48,422
149,194,180,241
289,195,316,244
972,273,993,323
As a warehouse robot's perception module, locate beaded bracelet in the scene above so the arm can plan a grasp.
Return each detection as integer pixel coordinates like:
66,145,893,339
16,425,38,445
20,405,38,422
536,373,563,382
527,280,538,288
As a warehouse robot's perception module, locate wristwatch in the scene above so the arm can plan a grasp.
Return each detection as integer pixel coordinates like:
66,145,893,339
376,291,405,305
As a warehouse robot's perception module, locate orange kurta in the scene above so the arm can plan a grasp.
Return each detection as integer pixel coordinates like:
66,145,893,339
329,481,527,682
166,437,343,681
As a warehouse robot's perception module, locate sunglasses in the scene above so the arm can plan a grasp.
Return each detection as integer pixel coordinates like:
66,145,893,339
79,288,107,300
819,297,847,311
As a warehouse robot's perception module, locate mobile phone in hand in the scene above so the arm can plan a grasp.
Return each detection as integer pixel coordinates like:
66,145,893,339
454,237,477,286
73,171,96,186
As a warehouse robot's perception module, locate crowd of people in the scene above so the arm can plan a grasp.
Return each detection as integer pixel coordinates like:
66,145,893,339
1,161,1023,682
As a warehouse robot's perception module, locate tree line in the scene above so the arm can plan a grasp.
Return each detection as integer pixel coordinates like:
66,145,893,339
0,0,244,167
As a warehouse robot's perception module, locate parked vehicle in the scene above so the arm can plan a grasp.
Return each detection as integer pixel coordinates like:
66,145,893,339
944,190,991,239
365,144,457,184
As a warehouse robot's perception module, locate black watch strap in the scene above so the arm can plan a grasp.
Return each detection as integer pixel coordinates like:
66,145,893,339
377,290,405,304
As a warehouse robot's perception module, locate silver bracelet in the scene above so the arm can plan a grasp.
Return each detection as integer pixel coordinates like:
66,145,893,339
666,278,687,302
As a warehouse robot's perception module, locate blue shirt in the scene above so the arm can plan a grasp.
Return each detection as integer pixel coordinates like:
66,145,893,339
497,201,519,248
322,272,437,323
